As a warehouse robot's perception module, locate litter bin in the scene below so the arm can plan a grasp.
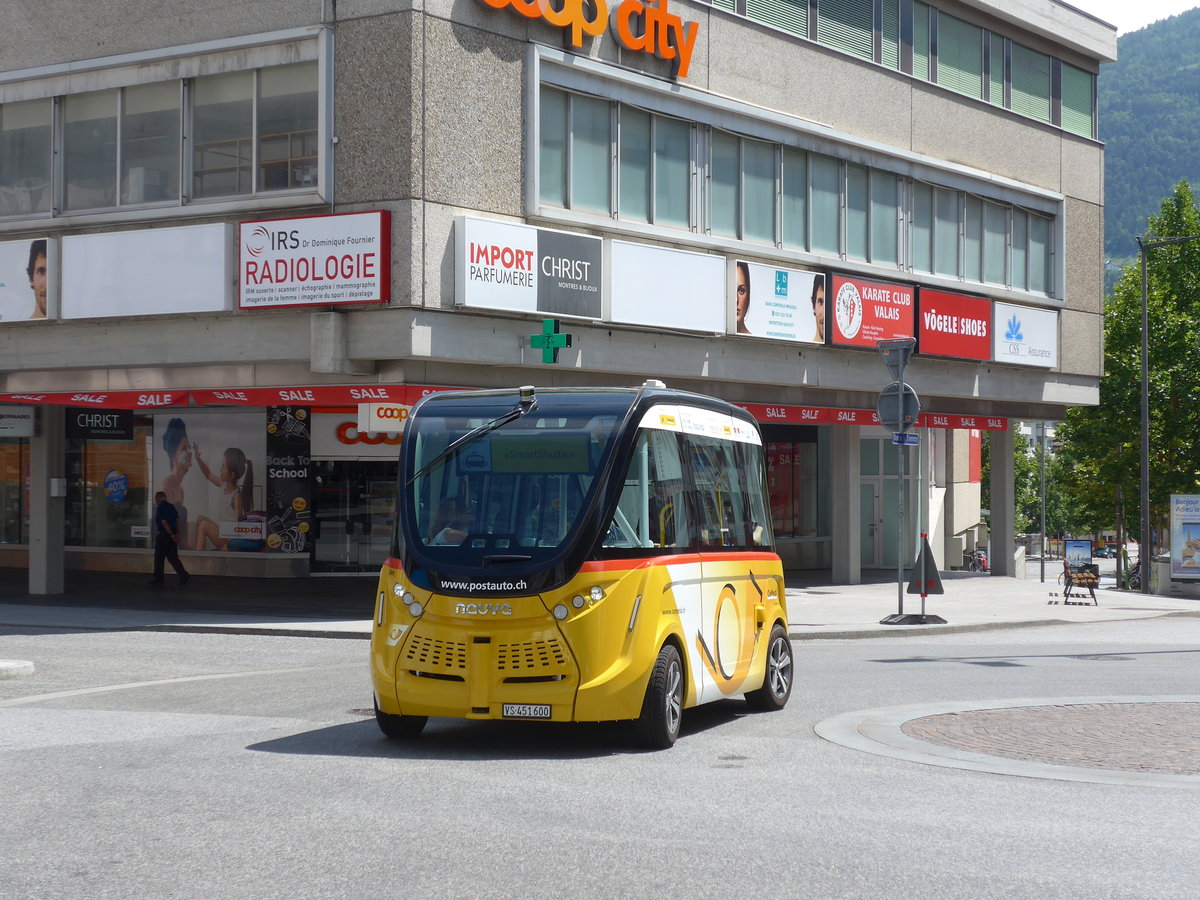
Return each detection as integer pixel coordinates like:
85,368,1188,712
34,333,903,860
1151,555,1171,594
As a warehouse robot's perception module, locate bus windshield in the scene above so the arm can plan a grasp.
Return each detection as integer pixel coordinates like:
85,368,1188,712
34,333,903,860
403,390,634,568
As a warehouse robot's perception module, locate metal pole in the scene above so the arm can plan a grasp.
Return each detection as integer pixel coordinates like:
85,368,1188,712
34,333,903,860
896,356,906,616
1039,420,1046,583
1139,239,1150,594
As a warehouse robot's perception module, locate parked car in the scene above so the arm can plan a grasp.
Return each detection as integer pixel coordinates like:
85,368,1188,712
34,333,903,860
1094,545,1116,558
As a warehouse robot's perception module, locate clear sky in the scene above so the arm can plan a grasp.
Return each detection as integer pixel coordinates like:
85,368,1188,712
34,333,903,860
1073,1,1199,34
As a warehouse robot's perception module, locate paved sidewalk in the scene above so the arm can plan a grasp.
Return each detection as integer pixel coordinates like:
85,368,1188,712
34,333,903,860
1,568,1197,651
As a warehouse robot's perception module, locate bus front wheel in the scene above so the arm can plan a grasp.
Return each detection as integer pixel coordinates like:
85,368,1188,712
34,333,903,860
374,698,428,739
636,643,684,749
745,624,793,711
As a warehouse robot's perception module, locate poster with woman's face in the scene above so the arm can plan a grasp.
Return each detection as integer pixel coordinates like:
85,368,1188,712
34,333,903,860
731,261,825,343
153,411,266,552
0,238,50,322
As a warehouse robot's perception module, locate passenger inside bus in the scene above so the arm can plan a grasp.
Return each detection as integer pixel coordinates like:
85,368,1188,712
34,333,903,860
429,497,472,545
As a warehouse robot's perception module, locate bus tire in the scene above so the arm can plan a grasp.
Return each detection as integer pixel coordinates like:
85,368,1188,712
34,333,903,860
374,698,428,739
636,643,684,749
745,624,793,712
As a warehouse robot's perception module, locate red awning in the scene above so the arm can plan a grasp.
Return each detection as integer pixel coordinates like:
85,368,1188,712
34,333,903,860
0,384,453,409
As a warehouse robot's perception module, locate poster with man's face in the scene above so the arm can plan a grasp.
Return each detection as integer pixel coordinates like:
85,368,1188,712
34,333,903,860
153,411,266,552
731,261,825,343
0,238,49,322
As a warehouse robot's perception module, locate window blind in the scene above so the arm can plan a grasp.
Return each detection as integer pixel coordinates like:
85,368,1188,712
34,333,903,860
746,0,808,38
1060,62,1094,138
817,0,874,61
913,2,931,81
937,14,983,100
1010,43,1051,123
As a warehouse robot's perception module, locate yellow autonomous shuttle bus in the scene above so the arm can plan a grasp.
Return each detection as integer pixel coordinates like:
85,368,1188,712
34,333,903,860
370,381,792,748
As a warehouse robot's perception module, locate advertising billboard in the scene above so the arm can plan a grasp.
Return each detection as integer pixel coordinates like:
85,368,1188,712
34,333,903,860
63,224,232,319
828,274,915,348
732,261,824,343
455,216,602,318
239,211,391,309
610,241,724,332
917,289,991,360
992,301,1058,368
1169,494,1200,580
0,237,50,322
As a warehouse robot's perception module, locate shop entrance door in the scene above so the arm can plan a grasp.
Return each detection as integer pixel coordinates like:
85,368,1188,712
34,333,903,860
311,460,396,573
859,438,915,570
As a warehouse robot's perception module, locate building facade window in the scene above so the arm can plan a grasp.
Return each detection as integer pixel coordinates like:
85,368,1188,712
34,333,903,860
0,57,321,221
724,0,1095,139
537,84,1057,297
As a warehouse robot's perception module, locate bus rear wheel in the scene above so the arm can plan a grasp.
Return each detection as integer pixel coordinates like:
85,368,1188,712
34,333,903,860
636,643,683,749
374,698,428,739
745,624,793,711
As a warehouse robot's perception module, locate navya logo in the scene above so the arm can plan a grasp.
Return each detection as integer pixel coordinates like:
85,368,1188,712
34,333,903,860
455,602,513,616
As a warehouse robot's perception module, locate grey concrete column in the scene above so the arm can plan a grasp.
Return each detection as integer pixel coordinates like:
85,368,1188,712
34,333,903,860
988,427,1016,577
830,425,861,585
28,405,66,594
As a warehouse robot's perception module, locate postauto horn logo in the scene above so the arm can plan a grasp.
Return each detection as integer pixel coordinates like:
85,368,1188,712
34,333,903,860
480,0,699,78
245,226,270,258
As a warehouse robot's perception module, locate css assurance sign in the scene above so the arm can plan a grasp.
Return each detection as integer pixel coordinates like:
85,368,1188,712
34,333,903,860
239,211,391,309
993,301,1058,368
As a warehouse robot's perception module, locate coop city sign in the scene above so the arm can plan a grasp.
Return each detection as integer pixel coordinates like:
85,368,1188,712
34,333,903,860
480,0,699,77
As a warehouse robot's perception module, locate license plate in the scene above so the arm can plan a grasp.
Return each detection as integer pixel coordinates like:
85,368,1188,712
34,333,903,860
502,703,551,719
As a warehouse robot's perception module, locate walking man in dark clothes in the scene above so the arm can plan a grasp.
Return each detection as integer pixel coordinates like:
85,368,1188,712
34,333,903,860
151,490,189,585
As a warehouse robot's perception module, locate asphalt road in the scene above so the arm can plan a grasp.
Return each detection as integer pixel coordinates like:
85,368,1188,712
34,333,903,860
2,617,1198,899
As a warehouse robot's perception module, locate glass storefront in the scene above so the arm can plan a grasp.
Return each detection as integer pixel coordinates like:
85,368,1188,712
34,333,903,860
311,459,395,573
0,440,30,544
65,422,154,548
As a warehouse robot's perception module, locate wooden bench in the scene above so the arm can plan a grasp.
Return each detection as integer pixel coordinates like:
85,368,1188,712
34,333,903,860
1063,562,1099,605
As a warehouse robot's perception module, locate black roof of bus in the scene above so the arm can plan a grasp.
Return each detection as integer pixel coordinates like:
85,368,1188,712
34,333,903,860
411,385,758,427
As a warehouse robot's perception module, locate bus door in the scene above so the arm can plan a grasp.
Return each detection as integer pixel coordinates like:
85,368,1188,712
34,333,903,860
688,433,764,704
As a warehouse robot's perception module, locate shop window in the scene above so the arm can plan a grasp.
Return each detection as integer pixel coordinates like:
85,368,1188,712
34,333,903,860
983,200,1007,285
0,99,52,217
65,425,153,548
0,441,29,544
654,116,691,227
933,187,959,277
570,93,611,213
767,440,818,539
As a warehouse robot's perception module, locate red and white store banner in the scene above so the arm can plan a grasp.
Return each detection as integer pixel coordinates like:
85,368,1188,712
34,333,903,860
740,402,1007,431
829,274,915,348
917,289,992,361
0,384,456,410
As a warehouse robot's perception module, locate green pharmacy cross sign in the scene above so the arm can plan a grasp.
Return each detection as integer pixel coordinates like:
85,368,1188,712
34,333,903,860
531,318,572,363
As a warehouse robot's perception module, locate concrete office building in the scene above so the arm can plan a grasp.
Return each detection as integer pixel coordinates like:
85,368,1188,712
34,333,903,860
0,1,1116,591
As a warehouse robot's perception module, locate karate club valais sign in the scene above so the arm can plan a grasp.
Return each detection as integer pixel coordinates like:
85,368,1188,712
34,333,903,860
482,0,699,78
240,211,391,309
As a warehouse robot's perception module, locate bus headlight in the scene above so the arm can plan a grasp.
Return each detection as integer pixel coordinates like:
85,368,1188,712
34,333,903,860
553,604,569,620
392,584,405,597
407,598,423,617
571,595,586,609
589,585,605,602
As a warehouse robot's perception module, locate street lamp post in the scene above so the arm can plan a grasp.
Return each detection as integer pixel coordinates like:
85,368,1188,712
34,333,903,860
1136,234,1200,594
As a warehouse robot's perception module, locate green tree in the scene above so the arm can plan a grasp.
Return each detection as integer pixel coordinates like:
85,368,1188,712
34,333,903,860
1058,180,1200,547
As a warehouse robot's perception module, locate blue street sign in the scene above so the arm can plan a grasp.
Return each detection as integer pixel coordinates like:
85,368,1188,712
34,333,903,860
891,432,919,446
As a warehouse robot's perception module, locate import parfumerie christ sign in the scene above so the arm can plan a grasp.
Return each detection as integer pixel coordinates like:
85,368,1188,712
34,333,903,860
239,211,391,309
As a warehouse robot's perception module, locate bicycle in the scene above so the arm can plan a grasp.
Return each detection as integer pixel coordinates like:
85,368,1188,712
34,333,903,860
964,549,988,572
